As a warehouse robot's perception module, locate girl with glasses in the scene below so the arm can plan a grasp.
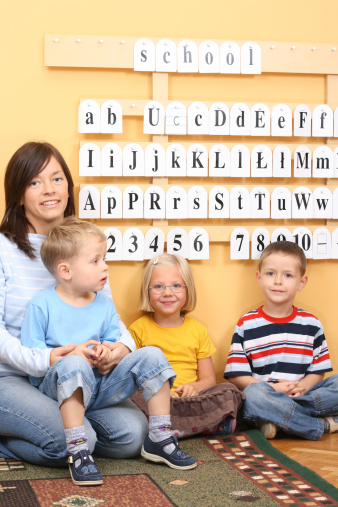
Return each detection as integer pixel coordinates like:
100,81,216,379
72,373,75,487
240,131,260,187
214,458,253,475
129,253,242,438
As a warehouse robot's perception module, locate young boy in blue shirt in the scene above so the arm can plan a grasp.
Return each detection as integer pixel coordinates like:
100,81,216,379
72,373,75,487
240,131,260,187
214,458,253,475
21,217,196,486
224,241,338,440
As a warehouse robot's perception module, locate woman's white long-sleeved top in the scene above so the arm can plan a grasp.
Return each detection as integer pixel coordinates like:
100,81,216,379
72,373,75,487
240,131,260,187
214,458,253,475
0,233,135,377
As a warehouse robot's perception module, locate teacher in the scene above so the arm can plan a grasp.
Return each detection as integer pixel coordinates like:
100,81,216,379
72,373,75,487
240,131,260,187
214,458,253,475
0,141,148,466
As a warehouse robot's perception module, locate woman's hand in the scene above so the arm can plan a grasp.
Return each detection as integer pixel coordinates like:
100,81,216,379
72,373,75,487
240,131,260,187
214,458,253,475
50,343,76,366
50,340,100,366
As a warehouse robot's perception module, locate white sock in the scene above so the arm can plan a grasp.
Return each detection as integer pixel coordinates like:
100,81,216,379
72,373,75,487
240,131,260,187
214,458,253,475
148,415,175,454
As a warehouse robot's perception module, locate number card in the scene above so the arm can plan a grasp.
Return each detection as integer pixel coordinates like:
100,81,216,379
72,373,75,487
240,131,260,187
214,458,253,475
293,227,313,259
271,227,293,243
104,227,123,261
230,227,250,260
312,227,331,259
123,228,144,261
251,227,270,260
144,228,165,259
166,228,189,258
188,228,209,260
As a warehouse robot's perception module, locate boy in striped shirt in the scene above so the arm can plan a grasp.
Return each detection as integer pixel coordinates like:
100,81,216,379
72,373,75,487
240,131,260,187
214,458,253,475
224,241,338,440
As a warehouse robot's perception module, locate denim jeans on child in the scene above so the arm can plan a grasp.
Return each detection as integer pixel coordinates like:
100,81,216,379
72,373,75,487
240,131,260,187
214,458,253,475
242,375,338,440
0,346,174,466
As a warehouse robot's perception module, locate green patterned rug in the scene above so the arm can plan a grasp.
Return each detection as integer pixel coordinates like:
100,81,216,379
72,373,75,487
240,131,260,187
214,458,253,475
1,430,338,507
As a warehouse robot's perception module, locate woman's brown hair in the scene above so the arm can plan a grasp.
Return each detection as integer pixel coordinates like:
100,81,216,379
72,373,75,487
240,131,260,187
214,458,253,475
0,142,75,258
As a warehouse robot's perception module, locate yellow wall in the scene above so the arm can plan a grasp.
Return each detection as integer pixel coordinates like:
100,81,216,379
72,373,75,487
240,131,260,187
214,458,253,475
1,0,338,382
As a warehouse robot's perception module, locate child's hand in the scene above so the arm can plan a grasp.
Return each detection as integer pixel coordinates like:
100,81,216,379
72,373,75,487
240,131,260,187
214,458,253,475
65,340,100,366
173,384,199,398
268,380,304,397
93,342,131,375
92,343,110,362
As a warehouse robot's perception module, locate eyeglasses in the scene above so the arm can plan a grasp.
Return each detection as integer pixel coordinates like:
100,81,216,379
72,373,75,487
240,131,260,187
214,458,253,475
148,283,187,294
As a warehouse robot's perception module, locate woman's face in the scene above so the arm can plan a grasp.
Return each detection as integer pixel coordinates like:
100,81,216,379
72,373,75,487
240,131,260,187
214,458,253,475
20,156,69,235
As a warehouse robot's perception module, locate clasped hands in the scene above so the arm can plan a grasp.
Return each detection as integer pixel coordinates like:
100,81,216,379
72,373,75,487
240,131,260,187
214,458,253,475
50,340,130,375
267,379,307,397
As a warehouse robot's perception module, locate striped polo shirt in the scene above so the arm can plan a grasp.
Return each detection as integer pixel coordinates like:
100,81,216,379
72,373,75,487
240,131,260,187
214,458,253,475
224,306,332,382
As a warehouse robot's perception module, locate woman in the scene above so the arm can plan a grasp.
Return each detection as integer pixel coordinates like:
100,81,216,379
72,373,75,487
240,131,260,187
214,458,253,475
0,141,149,466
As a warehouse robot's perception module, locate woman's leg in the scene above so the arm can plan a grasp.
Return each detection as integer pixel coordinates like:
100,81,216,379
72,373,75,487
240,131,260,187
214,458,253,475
87,399,149,458
0,376,97,466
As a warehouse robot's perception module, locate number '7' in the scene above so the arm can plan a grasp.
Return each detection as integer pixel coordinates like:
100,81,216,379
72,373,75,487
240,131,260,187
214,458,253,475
236,234,244,251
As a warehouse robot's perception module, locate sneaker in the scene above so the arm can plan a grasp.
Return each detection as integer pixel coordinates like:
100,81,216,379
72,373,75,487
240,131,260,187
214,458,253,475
141,435,197,470
323,415,338,433
255,420,278,439
68,449,103,486
211,418,237,436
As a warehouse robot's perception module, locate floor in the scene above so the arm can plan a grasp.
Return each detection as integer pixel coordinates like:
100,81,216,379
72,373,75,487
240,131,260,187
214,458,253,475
270,432,338,488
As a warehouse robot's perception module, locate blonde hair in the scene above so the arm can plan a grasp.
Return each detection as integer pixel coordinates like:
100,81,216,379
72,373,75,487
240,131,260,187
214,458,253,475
140,253,196,315
40,216,106,276
258,241,307,276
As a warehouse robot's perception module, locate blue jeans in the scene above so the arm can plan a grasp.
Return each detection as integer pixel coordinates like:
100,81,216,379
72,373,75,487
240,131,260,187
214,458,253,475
242,375,338,440
0,347,174,466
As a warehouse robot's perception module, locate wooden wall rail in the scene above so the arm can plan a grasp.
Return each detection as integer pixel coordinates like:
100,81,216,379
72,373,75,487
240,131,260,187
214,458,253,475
45,35,338,74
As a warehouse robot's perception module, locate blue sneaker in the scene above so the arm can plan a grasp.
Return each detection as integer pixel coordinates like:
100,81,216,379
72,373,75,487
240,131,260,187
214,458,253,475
141,435,197,470
68,450,103,486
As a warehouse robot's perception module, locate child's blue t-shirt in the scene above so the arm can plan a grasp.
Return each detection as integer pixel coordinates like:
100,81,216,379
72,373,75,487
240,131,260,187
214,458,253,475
21,286,120,384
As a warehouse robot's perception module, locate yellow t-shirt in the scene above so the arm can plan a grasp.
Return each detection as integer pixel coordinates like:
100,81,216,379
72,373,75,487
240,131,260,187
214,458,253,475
129,314,216,390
